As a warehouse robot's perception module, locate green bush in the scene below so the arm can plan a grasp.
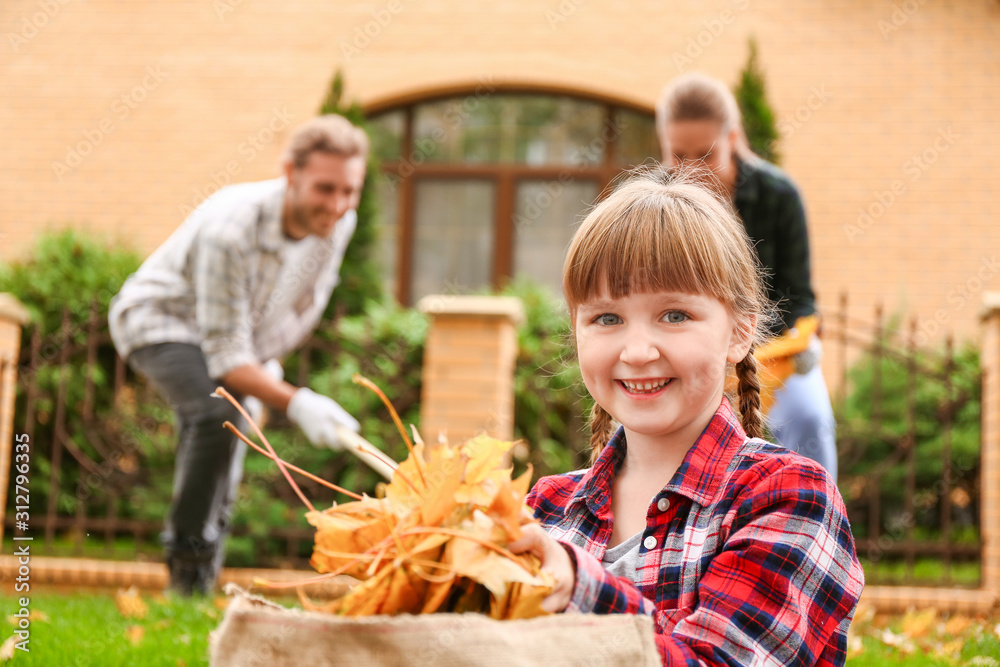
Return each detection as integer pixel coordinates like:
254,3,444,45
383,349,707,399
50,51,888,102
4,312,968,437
0,230,164,527
0,229,141,333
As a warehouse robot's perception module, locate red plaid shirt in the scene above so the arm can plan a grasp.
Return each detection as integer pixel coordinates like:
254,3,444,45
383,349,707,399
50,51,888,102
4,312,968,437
527,399,864,666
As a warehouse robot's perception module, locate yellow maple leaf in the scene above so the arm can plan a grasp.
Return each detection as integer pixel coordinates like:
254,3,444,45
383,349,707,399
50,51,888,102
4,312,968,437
125,625,145,646
0,635,16,661
115,587,148,620
900,607,937,639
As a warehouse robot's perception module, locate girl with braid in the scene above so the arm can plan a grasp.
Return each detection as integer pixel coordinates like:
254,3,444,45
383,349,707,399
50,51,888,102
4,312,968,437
509,168,864,666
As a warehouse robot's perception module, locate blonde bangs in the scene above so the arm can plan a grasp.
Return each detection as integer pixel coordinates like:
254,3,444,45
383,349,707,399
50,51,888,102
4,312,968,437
563,173,748,317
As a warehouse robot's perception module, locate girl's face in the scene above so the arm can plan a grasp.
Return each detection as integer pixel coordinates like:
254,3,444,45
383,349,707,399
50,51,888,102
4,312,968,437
575,289,752,450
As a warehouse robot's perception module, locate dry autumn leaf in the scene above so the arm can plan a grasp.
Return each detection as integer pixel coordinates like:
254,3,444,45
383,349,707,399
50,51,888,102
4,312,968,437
222,376,551,620
115,587,149,620
125,625,145,646
943,614,973,637
0,636,15,662
935,638,964,659
303,434,550,619
900,607,937,639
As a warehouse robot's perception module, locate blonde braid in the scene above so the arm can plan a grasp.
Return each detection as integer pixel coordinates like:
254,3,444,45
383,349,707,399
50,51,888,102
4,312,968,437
588,403,615,465
735,348,766,439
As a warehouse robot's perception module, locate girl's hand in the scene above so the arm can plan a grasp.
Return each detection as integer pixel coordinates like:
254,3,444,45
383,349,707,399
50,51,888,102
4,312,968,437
508,523,575,613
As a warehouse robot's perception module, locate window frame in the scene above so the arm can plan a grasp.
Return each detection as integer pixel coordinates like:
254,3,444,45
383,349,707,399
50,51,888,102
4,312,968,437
364,85,657,305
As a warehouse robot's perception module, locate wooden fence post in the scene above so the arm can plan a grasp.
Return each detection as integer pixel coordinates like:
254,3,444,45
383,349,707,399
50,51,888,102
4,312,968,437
0,294,30,544
417,295,523,444
980,292,1000,600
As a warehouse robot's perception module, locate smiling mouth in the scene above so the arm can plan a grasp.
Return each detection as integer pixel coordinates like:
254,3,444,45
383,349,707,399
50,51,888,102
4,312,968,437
619,379,671,394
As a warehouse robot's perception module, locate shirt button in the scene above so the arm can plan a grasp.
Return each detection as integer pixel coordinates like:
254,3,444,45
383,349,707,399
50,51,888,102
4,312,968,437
656,497,670,512
643,535,657,550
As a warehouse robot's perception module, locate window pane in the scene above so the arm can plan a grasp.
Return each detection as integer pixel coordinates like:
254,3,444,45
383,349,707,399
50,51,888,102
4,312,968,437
412,95,606,165
368,110,404,162
411,179,496,302
373,173,400,298
615,108,659,167
513,179,599,295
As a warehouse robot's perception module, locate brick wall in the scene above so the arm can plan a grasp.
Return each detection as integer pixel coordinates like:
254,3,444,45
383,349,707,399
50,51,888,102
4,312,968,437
1,0,998,343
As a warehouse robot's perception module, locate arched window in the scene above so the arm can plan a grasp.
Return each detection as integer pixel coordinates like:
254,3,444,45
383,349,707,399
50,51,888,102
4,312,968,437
366,88,658,304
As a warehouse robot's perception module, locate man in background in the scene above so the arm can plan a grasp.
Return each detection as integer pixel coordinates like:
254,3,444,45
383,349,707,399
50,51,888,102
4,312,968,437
110,114,368,594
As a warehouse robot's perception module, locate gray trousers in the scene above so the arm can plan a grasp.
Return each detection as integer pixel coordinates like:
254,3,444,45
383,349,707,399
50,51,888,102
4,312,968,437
128,343,249,576
767,362,838,481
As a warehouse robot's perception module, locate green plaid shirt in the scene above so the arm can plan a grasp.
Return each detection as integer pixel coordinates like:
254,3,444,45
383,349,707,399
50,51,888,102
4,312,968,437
733,157,817,334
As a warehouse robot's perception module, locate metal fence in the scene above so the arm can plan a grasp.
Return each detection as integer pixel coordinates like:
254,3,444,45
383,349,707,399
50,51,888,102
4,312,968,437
828,294,982,587
6,304,322,568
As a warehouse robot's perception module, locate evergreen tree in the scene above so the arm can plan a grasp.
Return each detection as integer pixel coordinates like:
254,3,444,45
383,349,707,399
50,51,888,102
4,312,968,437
319,70,385,318
734,38,780,164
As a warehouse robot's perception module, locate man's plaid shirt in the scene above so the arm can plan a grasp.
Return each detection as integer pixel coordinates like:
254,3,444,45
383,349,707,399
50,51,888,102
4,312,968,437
527,399,864,666
109,178,356,378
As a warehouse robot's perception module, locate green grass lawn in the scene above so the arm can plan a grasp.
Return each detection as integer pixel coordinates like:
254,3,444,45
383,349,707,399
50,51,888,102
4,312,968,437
3,591,999,665
859,557,981,588
2,591,220,666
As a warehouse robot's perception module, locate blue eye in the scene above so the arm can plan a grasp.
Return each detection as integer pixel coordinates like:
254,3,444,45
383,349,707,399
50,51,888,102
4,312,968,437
664,311,688,324
595,313,622,326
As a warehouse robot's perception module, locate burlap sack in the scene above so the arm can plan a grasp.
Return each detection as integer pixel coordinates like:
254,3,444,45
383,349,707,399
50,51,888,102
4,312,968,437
209,593,660,667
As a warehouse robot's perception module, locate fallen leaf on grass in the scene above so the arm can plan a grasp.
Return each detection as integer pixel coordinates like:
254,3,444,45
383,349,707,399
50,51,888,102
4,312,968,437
934,638,964,660
943,614,973,637
125,625,145,646
115,587,149,620
0,636,15,661
1,612,44,628
845,632,864,658
901,607,937,639
879,628,915,654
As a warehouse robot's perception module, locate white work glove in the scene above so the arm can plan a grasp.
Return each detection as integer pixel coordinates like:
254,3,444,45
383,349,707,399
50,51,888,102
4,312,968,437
286,387,360,450
243,359,284,424
793,335,823,375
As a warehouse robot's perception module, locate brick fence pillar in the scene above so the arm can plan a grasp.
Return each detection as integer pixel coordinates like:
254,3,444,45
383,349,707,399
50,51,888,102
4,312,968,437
417,295,524,444
0,294,30,544
981,292,1000,599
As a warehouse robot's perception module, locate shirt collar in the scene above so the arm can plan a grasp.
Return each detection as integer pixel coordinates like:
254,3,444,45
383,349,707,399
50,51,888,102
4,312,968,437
665,398,748,506
568,398,748,516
